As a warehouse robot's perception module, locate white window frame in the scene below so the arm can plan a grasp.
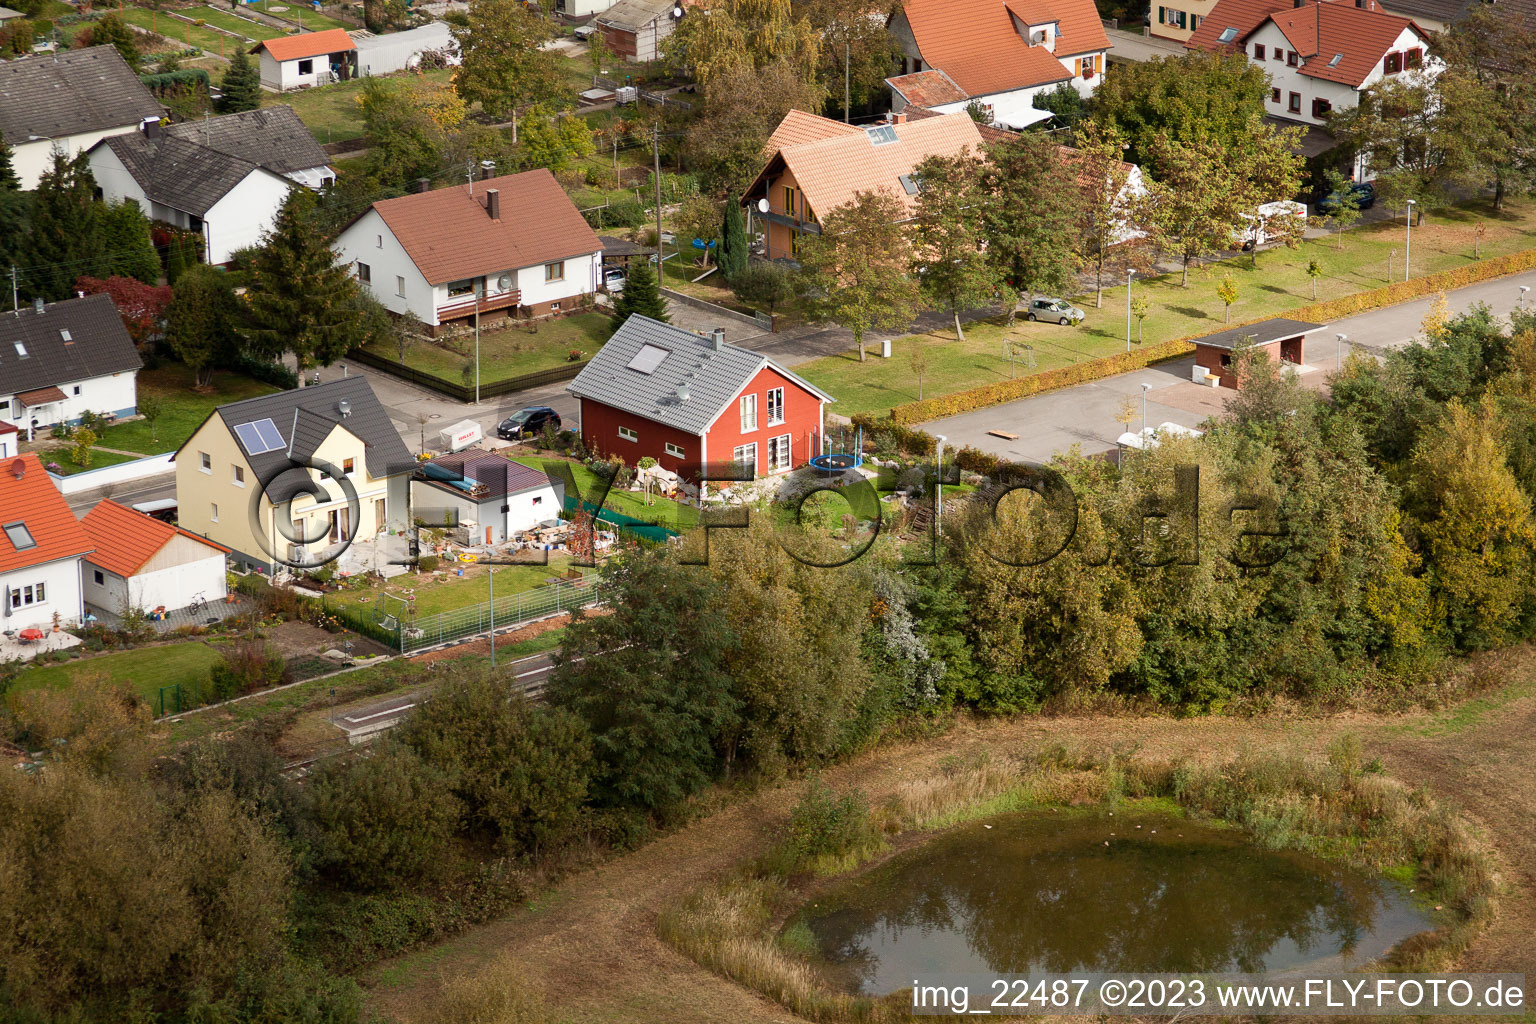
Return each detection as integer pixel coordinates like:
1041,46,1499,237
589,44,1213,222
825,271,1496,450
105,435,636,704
733,442,757,473
665,441,685,458
210,502,219,523
396,275,406,297
71,385,81,396
199,451,211,474
768,433,792,473
11,581,45,608
740,393,758,432
232,465,245,487
618,425,638,443
297,58,314,75
766,386,785,425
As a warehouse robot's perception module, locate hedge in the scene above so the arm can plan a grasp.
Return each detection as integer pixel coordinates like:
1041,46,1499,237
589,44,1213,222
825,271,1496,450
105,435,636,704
884,245,1536,426
139,69,210,96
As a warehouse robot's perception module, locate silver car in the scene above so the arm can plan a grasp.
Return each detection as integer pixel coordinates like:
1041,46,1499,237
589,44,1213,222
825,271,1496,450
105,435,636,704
1024,297,1086,325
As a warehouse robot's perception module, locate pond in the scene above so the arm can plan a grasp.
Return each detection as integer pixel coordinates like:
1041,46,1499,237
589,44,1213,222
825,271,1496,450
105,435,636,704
792,810,1434,996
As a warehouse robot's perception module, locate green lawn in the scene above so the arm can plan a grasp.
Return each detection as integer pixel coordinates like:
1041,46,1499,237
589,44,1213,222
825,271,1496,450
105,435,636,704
91,364,278,457
117,7,236,54
327,556,584,619
360,312,612,383
797,197,1536,417
268,66,458,144
45,447,141,476
184,5,290,40
14,642,224,705
248,0,349,32
510,455,700,531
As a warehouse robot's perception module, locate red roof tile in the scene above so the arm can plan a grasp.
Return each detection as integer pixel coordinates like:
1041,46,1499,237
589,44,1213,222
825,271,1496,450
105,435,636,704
887,69,970,107
79,499,228,578
253,29,356,63
1266,2,1425,86
365,169,603,287
0,454,93,573
764,109,862,156
1187,0,1291,52
899,0,1107,96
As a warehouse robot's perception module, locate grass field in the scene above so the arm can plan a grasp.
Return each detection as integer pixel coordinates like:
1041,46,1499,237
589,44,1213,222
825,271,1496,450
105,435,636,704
331,556,581,619
510,455,701,530
117,7,237,55
360,313,611,382
89,364,277,457
45,447,141,476
184,5,289,39
796,197,1536,417
267,66,458,143
14,642,224,705
248,0,349,32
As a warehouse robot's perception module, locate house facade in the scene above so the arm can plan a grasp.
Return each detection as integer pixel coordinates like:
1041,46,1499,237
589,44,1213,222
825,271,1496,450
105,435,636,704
353,22,458,77
594,0,679,61
0,454,92,634
1149,0,1220,42
742,110,983,262
0,293,141,439
334,169,603,333
0,46,163,190
1189,0,1437,135
87,123,296,266
411,452,565,545
889,0,1109,130
251,29,357,91
568,317,833,487
173,379,413,573
79,499,229,618
162,105,335,190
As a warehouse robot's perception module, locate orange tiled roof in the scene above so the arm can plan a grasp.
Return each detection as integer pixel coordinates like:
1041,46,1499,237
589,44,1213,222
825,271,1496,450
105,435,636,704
764,108,862,156
899,0,1107,96
751,111,985,222
79,499,229,578
1268,2,1424,86
363,169,603,287
253,28,356,63
887,69,970,107
0,454,93,573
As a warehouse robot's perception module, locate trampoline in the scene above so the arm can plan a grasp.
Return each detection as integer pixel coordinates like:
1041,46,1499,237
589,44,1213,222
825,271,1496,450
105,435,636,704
809,452,863,475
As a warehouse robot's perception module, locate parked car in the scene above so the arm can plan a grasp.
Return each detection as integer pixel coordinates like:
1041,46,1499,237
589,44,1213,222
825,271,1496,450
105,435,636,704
1238,199,1308,251
573,25,597,40
604,267,626,292
1316,179,1376,214
497,407,561,440
1023,297,1086,325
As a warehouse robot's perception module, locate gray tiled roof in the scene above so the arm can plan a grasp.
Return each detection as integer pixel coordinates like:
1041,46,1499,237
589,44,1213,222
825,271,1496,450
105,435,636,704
0,293,142,395
162,106,331,177
595,0,673,31
210,378,413,502
0,46,161,146
1194,317,1327,351
567,315,833,435
417,451,552,501
98,133,281,217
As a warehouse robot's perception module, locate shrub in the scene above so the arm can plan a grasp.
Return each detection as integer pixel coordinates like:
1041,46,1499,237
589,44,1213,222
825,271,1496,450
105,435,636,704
208,642,289,701
417,554,441,573
787,779,879,871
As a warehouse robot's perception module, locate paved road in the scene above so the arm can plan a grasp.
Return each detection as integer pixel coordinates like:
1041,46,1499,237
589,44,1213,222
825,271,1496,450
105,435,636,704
923,267,1536,466
1106,27,1186,63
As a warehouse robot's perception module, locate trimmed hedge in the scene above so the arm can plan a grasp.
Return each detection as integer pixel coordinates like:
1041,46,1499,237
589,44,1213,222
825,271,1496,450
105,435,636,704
884,246,1536,426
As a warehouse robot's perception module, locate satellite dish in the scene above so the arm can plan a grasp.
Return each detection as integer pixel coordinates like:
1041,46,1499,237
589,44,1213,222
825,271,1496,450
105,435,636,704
672,4,684,16
757,198,769,213
497,273,513,290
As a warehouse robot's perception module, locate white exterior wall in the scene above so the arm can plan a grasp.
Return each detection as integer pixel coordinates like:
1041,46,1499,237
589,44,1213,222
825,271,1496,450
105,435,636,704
14,127,144,191
201,169,295,265
1,370,139,435
86,144,151,208
513,250,602,309
85,549,226,617
336,209,437,322
261,51,338,91
560,0,616,15
1057,51,1107,97
1,556,85,633
411,479,565,543
1251,24,1437,130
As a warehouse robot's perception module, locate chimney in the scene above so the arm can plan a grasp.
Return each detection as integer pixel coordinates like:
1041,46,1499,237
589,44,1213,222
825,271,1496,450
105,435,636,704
415,177,431,194
480,159,496,180
711,327,725,350
891,111,907,125
485,188,500,221
32,297,43,314
144,119,162,140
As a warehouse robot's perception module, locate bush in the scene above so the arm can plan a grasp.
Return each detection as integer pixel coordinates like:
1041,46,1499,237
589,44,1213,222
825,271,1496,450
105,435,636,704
228,352,299,389
417,554,441,573
583,198,648,229
208,641,290,701
308,742,462,890
787,779,878,869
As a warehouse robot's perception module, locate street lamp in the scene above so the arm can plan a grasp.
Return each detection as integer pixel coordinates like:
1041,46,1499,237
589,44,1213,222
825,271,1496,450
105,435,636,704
933,433,946,542
1125,268,1136,352
1521,286,1531,309
1139,382,1151,440
1405,200,1417,281
1335,332,1348,369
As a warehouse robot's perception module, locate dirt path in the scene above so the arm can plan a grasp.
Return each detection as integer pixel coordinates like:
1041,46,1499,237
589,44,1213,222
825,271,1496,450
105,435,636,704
362,668,1536,1024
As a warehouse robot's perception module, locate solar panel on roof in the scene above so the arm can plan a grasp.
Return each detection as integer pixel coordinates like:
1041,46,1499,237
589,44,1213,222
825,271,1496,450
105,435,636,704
865,125,898,146
234,417,285,455
627,343,670,374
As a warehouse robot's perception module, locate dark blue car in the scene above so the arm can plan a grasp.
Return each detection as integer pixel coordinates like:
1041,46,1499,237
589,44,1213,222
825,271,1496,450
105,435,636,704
1317,180,1376,213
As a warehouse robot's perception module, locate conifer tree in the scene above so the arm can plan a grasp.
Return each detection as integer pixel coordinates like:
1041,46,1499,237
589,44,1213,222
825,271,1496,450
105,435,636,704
101,201,161,284
0,139,20,192
718,200,748,281
25,153,107,301
218,48,262,114
609,256,669,332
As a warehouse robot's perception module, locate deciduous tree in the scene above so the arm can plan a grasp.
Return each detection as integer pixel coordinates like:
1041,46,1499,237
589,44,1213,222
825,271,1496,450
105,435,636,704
1138,133,1243,287
75,275,172,347
1068,120,1134,307
797,188,919,361
683,59,827,196
981,131,1083,306
450,0,562,121
1434,6,1536,211
911,150,999,340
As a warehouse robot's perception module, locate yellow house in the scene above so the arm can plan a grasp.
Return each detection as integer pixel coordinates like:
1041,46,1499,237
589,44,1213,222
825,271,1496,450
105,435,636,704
173,378,414,573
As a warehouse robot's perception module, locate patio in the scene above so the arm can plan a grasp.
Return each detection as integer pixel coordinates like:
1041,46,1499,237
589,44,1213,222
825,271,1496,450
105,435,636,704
0,627,83,665
84,593,256,634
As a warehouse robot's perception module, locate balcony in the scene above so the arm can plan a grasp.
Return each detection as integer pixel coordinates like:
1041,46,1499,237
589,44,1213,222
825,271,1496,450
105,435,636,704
437,288,522,321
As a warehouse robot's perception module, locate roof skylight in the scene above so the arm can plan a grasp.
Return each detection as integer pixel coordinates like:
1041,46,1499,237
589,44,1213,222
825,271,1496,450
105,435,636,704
627,344,670,375
3,522,36,551
865,125,899,146
898,174,920,195
1328,52,1344,66
1217,26,1238,41
234,417,285,455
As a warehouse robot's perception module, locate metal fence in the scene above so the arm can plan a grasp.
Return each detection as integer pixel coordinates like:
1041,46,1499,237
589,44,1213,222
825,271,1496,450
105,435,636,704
399,574,601,654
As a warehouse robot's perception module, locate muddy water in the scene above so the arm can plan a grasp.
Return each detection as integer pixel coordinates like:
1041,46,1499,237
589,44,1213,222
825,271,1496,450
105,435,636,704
793,810,1434,996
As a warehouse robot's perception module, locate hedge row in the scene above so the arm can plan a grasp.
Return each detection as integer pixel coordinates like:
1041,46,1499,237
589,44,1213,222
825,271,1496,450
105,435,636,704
883,246,1536,426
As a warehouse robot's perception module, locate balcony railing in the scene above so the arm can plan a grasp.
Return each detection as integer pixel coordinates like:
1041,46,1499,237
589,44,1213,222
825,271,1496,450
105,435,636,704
437,289,522,320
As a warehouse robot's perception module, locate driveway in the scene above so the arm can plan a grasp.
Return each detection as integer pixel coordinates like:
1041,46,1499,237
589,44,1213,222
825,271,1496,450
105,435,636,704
922,266,1536,465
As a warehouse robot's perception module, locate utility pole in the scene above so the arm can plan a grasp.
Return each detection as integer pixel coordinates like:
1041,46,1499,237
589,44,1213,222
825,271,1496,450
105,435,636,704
9,265,17,312
653,124,663,283
474,280,481,405
613,136,619,189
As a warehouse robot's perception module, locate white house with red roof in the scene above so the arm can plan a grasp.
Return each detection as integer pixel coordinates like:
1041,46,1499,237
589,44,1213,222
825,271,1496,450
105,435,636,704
252,29,358,91
888,0,1109,130
1188,0,1438,132
0,454,92,636
333,169,604,333
78,499,230,620
568,316,833,488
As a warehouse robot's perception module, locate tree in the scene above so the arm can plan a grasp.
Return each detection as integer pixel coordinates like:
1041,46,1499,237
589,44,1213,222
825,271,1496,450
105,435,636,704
244,189,376,377
70,427,96,467
138,393,164,442
75,275,172,347
1329,77,1462,222
516,107,596,175
359,75,444,188
99,200,161,283
671,194,721,267
718,200,748,281
911,150,999,340
166,265,239,387
550,551,739,812
980,132,1083,306
0,138,19,192
797,189,919,361
1138,133,1244,287
731,260,795,313
1435,6,1536,211
1320,168,1362,248
1216,274,1238,323
1032,81,1087,131
1068,120,1135,307
1088,52,1268,174
450,0,562,122
908,336,930,400
796,0,900,115
25,153,107,301
683,59,828,196
588,28,610,75
663,0,819,91
79,11,140,70
1130,294,1150,342
1306,258,1323,300
609,256,669,330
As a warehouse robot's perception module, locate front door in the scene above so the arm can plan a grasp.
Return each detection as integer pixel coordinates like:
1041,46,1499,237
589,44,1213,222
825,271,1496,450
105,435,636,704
375,498,387,533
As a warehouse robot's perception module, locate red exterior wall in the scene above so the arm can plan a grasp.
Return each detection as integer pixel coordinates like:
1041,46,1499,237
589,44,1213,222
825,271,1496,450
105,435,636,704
1194,339,1292,389
578,397,701,478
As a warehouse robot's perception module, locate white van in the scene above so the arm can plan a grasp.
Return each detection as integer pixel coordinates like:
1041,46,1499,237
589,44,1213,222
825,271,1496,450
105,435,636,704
1238,200,1308,251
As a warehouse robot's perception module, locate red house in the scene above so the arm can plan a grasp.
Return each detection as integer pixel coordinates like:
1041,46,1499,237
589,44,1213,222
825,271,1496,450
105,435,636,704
567,315,834,488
